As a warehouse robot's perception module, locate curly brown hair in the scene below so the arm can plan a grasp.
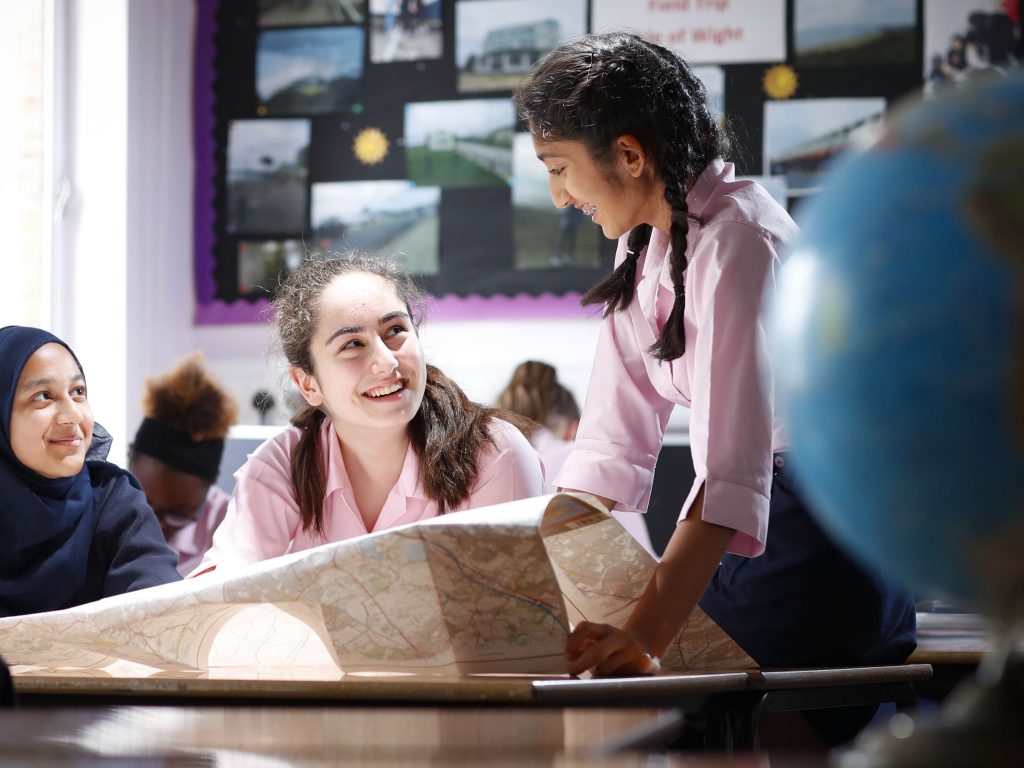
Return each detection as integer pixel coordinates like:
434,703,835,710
141,353,237,442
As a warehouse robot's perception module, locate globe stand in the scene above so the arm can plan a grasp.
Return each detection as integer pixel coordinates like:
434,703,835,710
836,618,1024,767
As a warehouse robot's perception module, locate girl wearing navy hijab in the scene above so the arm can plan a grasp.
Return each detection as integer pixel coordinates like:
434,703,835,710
0,326,180,618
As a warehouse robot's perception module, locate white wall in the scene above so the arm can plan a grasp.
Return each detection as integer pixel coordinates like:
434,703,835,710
110,2,686,456
56,0,129,462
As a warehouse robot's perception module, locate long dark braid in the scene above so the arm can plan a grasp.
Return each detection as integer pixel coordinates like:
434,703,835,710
513,32,731,360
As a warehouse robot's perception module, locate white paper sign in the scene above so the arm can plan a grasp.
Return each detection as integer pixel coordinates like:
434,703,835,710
591,0,786,64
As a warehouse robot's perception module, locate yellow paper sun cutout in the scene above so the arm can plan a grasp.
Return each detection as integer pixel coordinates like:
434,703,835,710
353,127,389,165
763,65,798,100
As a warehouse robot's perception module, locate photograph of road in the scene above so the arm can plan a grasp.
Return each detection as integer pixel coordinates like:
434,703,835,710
258,0,366,26
455,0,585,93
227,119,310,235
794,0,917,66
511,133,602,270
311,180,441,275
257,26,365,116
404,98,514,188
369,0,443,63
764,97,886,194
237,239,305,295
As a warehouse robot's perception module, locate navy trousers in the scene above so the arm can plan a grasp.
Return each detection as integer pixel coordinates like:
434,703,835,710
699,454,916,668
700,456,917,745
698,454,917,744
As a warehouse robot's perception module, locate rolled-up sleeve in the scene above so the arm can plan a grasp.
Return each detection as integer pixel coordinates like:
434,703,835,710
682,221,777,557
556,246,674,512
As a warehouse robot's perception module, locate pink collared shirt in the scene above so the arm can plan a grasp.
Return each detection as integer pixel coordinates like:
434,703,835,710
167,485,230,576
556,160,798,557
194,417,543,573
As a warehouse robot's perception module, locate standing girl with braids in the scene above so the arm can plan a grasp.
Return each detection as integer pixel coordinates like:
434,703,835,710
194,253,543,574
514,31,915,701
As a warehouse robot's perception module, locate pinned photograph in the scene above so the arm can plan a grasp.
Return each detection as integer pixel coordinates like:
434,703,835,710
227,119,311,235
692,65,726,123
511,133,602,270
456,0,586,93
404,98,514,188
311,180,441,275
369,0,443,64
764,98,885,194
924,0,1020,96
794,0,917,66
256,26,365,115
258,0,367,27
238,239,305,295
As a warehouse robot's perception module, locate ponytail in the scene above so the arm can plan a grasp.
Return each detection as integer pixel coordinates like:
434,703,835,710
412,365,536,514
581,224,652,315
290,405,328,536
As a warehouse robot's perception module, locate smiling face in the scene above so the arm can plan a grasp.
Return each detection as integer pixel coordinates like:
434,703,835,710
531,133,668,239
290,271,427,442
10,343,94,479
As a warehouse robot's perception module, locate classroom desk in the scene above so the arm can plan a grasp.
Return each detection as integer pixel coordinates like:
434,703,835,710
11,663,932,752
907,611,1023,700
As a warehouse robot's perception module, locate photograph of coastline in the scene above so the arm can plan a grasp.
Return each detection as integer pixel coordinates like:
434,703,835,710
794,0,916,66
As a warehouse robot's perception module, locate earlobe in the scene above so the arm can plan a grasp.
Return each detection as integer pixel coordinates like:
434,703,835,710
616,135,648,178
290,367,323,407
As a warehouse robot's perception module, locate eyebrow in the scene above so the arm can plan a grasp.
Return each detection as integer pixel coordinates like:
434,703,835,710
535,151,560,161
18,372,85,391
323,311,412,346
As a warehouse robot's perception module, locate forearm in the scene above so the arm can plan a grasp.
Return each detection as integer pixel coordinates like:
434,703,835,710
623,488,734,658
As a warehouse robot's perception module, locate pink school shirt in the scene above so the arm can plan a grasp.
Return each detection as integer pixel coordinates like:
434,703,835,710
194,417,543,573
556,160,798,557
166,485,229,576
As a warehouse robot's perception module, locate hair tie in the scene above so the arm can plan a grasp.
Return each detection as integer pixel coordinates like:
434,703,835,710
626,249,639,261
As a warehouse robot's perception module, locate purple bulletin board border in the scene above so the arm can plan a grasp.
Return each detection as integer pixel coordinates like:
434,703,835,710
190,0,593,326
193,0,218,314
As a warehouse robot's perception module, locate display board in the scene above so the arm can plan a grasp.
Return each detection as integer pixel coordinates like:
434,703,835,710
193,0,1019,323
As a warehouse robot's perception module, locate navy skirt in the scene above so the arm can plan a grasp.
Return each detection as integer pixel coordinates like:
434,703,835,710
699,454,917,669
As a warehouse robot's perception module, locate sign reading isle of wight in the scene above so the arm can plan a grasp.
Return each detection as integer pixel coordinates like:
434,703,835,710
0,494,755,675
592,0,786,65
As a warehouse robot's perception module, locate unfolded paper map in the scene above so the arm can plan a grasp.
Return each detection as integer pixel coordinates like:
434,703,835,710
0,493,755,674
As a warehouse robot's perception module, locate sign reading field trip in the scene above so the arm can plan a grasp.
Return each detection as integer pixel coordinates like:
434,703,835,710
591,0,786,64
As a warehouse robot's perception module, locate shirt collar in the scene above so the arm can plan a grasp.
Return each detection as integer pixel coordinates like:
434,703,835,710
321,418,428,500
685,158,731,220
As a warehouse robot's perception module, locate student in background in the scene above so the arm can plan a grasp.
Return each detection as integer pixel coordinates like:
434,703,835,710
496,360,655,556
514,32,914,742
195,253,543,574
129,354,237,576
0,326,179,618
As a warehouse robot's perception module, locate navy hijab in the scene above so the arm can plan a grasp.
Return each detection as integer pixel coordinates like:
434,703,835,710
0,326,97,617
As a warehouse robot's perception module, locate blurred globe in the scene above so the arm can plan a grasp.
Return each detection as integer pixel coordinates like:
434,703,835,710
772,75,1024,619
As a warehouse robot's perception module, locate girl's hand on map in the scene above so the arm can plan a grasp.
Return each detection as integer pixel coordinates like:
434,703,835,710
566,621,660,677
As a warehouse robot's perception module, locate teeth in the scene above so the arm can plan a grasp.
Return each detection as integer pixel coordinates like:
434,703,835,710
583,205,596,217
367,381,403,398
